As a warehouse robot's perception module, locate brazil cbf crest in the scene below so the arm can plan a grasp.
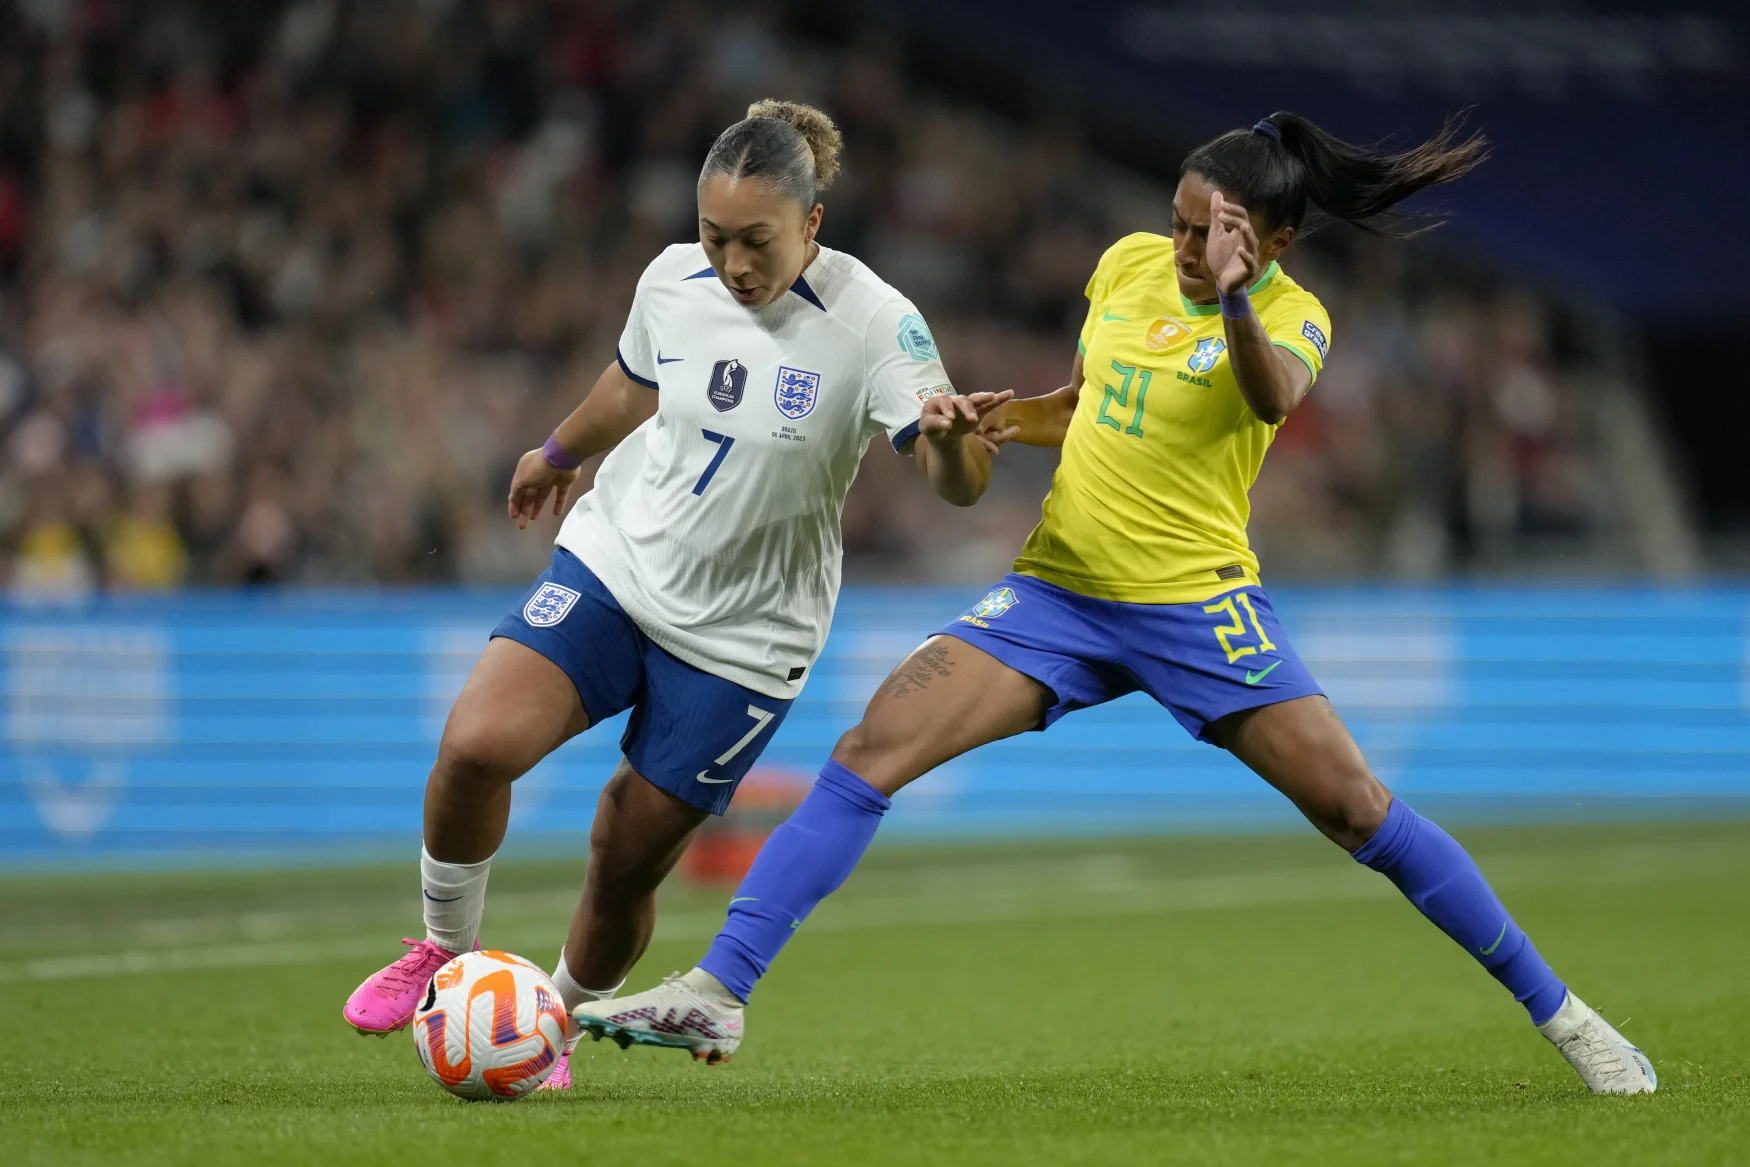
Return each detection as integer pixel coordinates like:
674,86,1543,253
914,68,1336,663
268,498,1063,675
707,359,747,411
524,582,581,627
1187,337,1227,374
972,586,1018,619
774,366,821,420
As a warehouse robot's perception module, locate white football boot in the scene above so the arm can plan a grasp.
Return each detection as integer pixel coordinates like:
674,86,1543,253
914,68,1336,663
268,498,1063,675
1536,991,1657,1094
572,968,743,1064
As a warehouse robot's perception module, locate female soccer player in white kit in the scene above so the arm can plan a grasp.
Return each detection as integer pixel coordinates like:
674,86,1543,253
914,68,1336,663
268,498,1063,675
341,100,1016,1088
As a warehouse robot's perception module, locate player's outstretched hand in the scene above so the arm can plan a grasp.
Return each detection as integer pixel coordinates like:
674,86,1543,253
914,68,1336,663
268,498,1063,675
1207,191,1261,295
920,390,1018,454
506,448,580,530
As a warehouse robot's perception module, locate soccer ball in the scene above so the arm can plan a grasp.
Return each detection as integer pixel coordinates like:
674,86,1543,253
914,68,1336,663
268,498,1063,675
412,949,569,1101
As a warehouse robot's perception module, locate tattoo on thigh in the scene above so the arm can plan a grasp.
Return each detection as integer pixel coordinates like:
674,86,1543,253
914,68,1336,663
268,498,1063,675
882,641,955,699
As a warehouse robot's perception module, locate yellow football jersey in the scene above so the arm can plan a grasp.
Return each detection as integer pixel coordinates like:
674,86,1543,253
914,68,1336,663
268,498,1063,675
1013,232,1332,604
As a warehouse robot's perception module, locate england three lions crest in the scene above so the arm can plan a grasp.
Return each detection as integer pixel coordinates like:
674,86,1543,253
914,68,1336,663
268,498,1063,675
524,582,581,627
774,366,821,420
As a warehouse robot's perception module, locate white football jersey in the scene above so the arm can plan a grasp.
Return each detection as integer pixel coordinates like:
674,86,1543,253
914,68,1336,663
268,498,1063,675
556,242,954,699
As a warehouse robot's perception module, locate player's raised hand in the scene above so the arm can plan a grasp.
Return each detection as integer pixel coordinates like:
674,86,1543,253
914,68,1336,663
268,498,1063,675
973,401,1024,456
919,390,1016,450
1207,190,1262,295
506,448,580,530
973,419,1022,456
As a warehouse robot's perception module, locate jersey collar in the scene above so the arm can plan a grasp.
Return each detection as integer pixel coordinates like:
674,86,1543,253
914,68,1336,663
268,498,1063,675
790,273,825,311
1180,261,1279,316
681,267,826,311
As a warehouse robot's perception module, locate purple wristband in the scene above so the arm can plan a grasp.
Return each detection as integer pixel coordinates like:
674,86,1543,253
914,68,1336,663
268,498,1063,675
541,433,582,471
1218,286,1253,321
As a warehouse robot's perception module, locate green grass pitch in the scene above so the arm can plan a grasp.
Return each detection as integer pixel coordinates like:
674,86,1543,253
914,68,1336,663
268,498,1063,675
3,820,1746,1166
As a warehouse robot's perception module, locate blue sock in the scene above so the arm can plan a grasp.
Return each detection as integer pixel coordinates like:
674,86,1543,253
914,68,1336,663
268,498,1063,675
1353,798,1567,1025
699,760,890,1002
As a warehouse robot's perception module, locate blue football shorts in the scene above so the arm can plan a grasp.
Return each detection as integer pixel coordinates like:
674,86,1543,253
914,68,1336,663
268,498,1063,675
936,572,1324,744
490,548,793,815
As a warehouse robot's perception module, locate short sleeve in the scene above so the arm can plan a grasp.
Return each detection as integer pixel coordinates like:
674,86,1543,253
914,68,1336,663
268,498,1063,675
1261,292,1333,387
615,271,660,390
1077,239,1127,355
864,297,955,454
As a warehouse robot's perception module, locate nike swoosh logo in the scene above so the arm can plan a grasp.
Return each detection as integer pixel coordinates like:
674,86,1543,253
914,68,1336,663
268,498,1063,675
423,891,464,903
729,897,759,905
657,353,683,364
1244,660,1283,685
695,771,732,784
1101,311,1129,321
1479,921,1508,956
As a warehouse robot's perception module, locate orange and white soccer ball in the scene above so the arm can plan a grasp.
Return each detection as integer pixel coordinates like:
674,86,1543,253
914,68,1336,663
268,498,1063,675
412,949,569,1101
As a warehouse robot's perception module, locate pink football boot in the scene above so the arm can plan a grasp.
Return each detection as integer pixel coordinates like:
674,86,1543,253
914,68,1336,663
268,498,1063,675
535,1047,574,1091
343,937,476,1035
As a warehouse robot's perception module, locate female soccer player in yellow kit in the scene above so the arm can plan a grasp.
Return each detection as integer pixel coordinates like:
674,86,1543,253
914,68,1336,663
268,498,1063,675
578,113,1657,1095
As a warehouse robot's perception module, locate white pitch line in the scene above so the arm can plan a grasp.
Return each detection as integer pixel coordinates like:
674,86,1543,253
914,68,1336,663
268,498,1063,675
2,838,1742,986
2,937,398,984
0,865,1381,985
0,854,1139,955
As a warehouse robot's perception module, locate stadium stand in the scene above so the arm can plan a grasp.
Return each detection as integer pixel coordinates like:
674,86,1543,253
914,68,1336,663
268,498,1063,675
0,1,1690,592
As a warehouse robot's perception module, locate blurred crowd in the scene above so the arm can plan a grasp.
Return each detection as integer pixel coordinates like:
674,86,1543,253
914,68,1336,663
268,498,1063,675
0,0,1613,595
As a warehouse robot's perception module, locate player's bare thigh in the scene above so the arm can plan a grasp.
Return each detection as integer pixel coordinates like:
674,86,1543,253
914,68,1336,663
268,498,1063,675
436,636,592,783
1208,694,1391,852
831,635,1050,796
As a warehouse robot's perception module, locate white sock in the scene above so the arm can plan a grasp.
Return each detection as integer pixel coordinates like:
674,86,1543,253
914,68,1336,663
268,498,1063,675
420,846,492,954
550,949,623,1010
551,949,622,1052
681,966,745,1009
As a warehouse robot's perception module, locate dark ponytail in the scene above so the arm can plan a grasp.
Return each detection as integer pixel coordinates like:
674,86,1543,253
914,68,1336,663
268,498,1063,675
1180,112,1489,237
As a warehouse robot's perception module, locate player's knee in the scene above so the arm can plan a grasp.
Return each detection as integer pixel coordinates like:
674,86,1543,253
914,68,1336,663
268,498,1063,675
434,718,521,789
584,770,671,893
1314,773,1392,852
829,719,898,778
588,771,635,856
586,814,636,887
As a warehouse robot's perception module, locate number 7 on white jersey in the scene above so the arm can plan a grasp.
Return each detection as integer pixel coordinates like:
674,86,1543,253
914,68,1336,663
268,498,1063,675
693,430,735,496
695,704,775,783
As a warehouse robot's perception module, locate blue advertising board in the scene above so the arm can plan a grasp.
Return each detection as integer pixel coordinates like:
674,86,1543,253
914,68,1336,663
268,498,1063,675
4,587,1749,866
